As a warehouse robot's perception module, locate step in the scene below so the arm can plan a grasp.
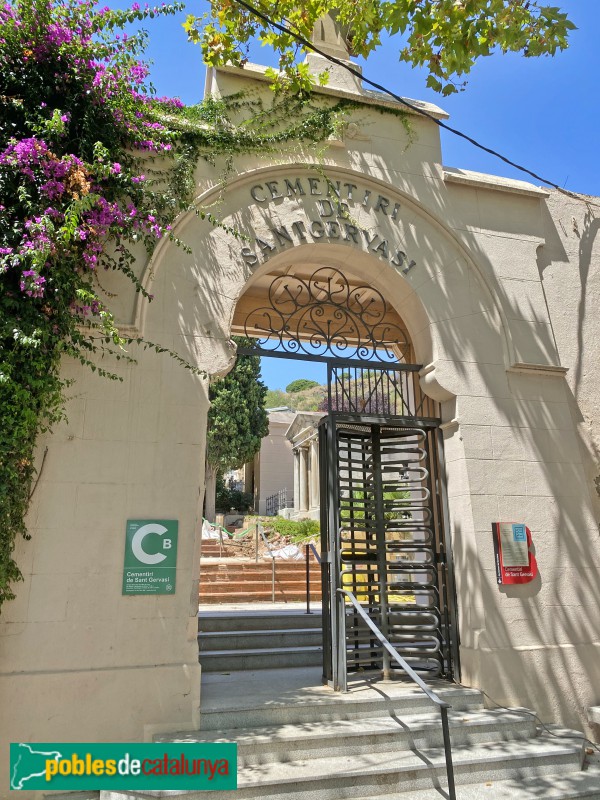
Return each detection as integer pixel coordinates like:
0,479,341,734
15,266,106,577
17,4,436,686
199,584,321,594
200,573,321,590
199,645,324,671
196,684,484,730
199,591,322,603
199,587,321,596
158,707,538,760
198,628,322,651
199,578,319,589
200,569,318,575
200,580,321,588
199,568,320,578
46,793,100,800
198,611,322,633
96,768,600,800
200,575,320,586
340,768,600,800
140,736,584,800
200,562,320,571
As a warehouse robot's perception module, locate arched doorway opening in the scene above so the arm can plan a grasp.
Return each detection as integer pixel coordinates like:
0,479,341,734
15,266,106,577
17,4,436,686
229,262,459,691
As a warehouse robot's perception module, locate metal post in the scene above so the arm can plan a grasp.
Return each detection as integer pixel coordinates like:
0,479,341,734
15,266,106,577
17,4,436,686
372,425,392,681
436,426,461,681
440,705,456,800
255,523,259,564
271,557,275,603
326,367,346,691
305,544,311,614
319,422,332,685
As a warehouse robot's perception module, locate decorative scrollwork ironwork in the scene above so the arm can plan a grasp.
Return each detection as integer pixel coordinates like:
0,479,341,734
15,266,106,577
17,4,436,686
243,268,410,362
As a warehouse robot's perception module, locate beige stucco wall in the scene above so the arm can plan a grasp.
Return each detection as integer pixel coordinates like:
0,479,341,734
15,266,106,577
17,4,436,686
257,413,295,515
2,56,600,797
539,192,600,528
0,247,229,797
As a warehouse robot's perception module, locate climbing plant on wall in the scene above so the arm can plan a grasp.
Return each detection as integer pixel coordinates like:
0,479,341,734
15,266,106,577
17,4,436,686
0,0,364,611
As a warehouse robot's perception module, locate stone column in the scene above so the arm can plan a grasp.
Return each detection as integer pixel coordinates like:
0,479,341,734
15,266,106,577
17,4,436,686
293,449,300,514
309,438,319,510
299,446,309,512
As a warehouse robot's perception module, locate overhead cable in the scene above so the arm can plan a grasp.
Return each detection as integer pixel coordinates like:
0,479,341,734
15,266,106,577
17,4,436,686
229,0,592,204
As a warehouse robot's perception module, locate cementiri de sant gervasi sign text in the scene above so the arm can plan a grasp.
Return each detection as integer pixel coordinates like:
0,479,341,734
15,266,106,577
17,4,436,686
236,176,417,275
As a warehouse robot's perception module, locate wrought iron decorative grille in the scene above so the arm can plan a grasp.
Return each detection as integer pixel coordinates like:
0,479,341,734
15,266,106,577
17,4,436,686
327,364,439,420
241,267,411,363
265,488,292,517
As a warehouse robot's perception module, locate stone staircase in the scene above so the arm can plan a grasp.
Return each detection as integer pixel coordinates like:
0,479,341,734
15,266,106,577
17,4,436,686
156,666,600,800
198,609,323,671
190,573,600,800
199,559,321,603
200,538,227,558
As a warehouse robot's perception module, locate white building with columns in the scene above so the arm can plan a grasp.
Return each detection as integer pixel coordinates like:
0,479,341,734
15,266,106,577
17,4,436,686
286,412,324,520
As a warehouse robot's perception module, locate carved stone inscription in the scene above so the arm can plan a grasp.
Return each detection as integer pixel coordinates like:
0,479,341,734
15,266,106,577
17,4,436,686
238,176,417,275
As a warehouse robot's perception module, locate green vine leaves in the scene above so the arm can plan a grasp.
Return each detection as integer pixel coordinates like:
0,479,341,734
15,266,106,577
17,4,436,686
187,0,575,96
0,0,361,610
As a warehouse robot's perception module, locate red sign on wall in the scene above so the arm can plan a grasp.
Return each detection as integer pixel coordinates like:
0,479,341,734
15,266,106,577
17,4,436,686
491,522,537,585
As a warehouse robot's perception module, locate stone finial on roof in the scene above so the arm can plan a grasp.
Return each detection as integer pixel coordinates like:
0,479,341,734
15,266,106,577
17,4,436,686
306,13,363,94
311,13,351,60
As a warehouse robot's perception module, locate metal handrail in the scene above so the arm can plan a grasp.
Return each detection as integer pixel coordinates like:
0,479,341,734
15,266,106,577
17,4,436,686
258,523,276,602
202,519,257,558
304,542,321,614
337,588,456,800
202,519,257,540
309,542,321,564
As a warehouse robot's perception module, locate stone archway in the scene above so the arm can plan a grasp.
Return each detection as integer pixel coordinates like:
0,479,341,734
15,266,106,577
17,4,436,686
3,160,592,789
138,163,515,387
215,242,461,690
135,162,511,683
137,161,577,719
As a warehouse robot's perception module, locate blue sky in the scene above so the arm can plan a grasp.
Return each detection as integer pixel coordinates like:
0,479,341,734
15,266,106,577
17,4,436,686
109,1,596,389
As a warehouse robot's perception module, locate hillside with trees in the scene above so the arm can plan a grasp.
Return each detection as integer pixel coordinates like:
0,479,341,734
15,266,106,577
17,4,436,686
265,382,326,412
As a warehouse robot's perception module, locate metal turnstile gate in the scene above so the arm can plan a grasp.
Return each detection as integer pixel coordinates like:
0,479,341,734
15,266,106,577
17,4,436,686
234,271,459,689
320,418,458,690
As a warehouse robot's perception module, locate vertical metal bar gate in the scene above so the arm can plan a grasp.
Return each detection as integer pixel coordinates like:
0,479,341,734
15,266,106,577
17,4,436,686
320,363,458,688
234,267,459,690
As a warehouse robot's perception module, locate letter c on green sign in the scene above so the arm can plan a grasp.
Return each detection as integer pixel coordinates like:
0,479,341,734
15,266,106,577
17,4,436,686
132,523,169,565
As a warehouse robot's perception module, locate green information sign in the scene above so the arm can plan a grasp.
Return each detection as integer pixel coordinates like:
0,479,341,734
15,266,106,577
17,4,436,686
123,520,178,595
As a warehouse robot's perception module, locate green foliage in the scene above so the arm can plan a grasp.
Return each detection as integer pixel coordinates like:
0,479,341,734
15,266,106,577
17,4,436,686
215,475,254,513
265,383,326,412
266,516,320,543
341,489,411,523
286,379,320,393
0,1,350,610
265,389,288,408
293,395,324,412
207,338,269,473
189,1,575,95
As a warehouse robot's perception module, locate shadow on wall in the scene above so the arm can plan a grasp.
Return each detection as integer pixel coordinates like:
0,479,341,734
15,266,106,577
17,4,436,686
449,215,600,732
538,202,600,522
155,151,600,734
